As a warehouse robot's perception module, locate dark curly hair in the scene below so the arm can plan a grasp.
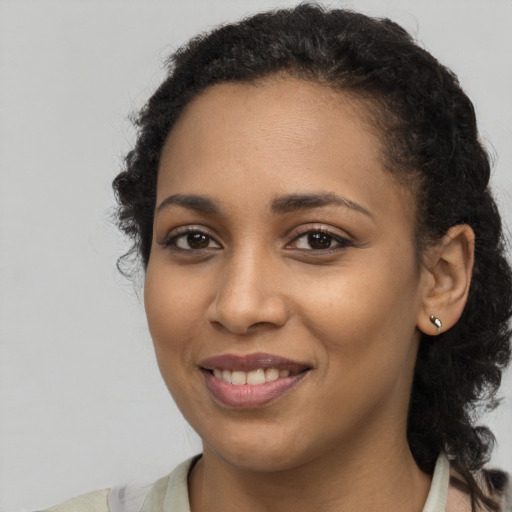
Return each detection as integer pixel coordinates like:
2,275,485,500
113,4,512,510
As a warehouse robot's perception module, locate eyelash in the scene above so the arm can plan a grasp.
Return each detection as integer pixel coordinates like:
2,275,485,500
160,226,354,255
161,227,221,253
287,228,353,253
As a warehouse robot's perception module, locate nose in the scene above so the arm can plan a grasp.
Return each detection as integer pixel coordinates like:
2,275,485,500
207,251,289,335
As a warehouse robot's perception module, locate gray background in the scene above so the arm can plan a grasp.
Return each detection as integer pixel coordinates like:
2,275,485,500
1,1,511,510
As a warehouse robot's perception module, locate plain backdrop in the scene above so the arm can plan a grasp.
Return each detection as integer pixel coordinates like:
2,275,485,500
1,1,511,510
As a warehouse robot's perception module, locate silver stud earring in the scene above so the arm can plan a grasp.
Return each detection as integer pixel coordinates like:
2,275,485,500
429,315,442,331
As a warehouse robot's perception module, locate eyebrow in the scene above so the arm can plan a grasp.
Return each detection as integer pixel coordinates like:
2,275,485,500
156,194,220,215
271,193,373,218
156,192,372,218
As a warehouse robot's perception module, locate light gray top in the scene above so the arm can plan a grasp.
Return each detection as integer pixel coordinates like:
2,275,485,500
43,453,508,512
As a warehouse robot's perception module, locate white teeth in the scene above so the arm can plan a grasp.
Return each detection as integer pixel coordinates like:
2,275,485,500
247,368,266,385
265,368,279,382
212,367,291,384
231,371,247,386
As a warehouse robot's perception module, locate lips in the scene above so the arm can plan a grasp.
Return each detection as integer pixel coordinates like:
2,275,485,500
199,353,311,408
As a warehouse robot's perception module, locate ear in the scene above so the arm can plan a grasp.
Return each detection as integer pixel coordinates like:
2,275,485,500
417,225,475,336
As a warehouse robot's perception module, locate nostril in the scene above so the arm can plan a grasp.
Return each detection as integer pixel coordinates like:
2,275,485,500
206,279,289,335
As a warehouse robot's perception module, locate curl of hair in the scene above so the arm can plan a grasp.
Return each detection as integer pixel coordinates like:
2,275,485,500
113,4,512,510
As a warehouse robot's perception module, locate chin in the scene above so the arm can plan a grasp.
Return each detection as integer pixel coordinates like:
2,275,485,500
212,445,305,473
199,421,317,473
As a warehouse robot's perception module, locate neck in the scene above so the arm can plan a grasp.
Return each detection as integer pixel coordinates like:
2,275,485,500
189,431,431,512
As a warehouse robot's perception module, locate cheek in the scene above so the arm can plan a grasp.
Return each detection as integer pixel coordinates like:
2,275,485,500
294,256,421,429
144,263,204,366
295,249,421,361
144,265,210,415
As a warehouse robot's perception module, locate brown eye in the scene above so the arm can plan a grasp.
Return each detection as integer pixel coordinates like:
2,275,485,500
166,229,222,251
290,229,352,252
307,232,333,249
187,232,210,249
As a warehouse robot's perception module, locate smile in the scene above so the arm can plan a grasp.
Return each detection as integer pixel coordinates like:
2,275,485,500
199,353,311,408
212,368,290,385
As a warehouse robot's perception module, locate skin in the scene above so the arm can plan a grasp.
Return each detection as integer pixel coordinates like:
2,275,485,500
144,77,473,512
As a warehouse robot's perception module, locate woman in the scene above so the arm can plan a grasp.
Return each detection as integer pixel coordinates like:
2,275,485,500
44,4,511,512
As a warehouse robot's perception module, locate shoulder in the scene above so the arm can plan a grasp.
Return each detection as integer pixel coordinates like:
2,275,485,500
39,489,109,512
38,456,199,512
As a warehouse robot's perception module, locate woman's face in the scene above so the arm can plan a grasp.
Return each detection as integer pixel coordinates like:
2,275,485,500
145,77,430,472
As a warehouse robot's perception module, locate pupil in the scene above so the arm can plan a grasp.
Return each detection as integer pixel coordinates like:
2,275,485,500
308,232,332,249
188,233,209,249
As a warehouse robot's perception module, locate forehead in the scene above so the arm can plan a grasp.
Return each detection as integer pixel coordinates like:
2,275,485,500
162,77,379,171
157,77,414,225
